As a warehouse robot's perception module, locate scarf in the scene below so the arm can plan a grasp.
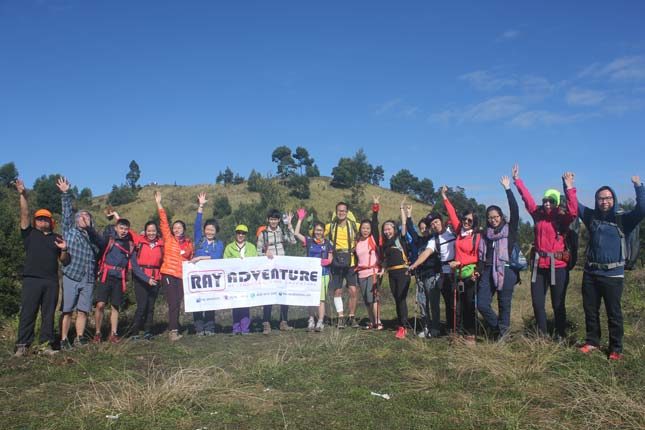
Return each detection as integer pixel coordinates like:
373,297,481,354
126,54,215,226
478,223,510,290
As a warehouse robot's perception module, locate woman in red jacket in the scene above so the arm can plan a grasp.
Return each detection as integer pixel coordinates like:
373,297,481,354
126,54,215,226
513,165,577,340
155,191,194,341
441,186,480,343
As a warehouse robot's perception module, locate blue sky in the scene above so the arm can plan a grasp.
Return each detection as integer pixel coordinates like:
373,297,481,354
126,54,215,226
1,0,644,212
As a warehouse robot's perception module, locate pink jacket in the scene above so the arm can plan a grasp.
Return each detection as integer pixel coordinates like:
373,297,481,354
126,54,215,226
515,178,578,269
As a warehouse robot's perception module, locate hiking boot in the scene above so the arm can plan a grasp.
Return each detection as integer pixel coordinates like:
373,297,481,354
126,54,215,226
348,316,360,328
73,336,88,347
608,352,624,361
60,338,73,351
108,333,121,344
579,343,598,354
307,317,316,332
395,326,407,339
14,344,28,357
279,321,294,331
337,317,346,329
315,320,324,332
91,333,102,344
169,330,183,342
262,322,272,335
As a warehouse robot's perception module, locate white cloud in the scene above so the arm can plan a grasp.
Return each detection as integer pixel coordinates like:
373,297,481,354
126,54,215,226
566,87,606,106
430,96,524,123
459,70,517,92
373,98,402,115
508,110,593,127
500,29,520,40
579,56,645,81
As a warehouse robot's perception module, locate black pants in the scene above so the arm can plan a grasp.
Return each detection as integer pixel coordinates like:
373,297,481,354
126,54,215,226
16,277,59,347
581,272,624,353
389,269,411,326
531,267,568,337
440,273,456,333
458,277,477,336
132,277,159,334
162,275,183,331
263,305,288,322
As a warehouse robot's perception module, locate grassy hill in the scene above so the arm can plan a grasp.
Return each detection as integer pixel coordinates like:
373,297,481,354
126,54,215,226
1,268,644,429
91,177,434,236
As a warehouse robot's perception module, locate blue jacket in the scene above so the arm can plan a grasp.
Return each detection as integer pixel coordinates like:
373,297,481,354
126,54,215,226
579,183,645,277
194,212,224,259
94,226,148,282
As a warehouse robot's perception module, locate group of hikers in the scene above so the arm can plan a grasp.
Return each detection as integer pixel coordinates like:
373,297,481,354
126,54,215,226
13,166,645,362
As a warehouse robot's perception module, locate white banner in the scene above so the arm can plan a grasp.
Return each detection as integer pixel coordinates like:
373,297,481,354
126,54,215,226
182,256,323,312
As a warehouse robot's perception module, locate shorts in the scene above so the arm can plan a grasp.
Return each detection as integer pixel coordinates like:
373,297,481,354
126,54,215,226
329,266,358,291
61,275,94,313
95,276,124,309
358,275,377,305
320,274,330,301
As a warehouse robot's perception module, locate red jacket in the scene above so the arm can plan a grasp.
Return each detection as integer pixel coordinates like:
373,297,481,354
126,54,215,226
515,178,578,269
158,208,193,278
444,197,480,267
130,230,164,281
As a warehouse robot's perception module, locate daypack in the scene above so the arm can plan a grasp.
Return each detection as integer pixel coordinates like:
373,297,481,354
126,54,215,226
587,212,641,270
257,225,287,254
565,218,580,270
509,242,528,271
98,234,135,292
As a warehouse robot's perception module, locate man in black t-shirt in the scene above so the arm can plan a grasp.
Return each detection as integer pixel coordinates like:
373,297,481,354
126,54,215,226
14,179,70,357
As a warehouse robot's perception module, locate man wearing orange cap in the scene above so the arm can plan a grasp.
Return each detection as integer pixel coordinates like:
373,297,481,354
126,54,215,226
14,179,70,357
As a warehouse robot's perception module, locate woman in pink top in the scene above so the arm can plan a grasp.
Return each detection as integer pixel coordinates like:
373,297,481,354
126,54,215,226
354,196,382,329
513,164,577,339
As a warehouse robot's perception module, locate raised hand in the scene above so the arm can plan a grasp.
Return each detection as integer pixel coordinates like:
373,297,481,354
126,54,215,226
14,178,25,194
632,176,641,186
154,191,162,206
56,177,70,193
440,185,448,199
296,208,307,220
563,172,575,189
512,164,519,180
500,176,511,190
285,211,294,225
197,192,208,207
374,195,380,205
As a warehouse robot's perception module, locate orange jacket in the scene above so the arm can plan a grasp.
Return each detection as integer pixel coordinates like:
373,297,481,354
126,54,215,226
158,208,193,278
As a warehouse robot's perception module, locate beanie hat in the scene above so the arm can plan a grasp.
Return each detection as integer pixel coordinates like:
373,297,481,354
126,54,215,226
543,189,561,206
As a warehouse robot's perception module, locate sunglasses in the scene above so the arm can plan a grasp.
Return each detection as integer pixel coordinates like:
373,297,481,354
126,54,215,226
542,198,556,205
236,231,247,235
462,217,473,224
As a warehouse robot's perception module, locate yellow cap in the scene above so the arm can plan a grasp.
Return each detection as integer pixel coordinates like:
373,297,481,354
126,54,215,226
235,224,249,233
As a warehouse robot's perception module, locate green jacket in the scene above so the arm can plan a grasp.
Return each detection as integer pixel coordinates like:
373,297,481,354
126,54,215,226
223,241,258,259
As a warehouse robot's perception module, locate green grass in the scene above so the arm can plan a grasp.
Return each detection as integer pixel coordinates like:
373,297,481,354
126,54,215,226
1,269,644,429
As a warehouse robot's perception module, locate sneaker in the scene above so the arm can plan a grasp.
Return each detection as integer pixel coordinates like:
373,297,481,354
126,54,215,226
39,344,59,356
14,344,28,357
307,317,316,332
73,336,88,347
195,330,205,337
108,333,121,344
418,327,429,338
143,332,154,341
315,320,324,332
337,317,346,329
279,321,294,331
349,316,360,328
608,352,624,361
579,343,598,354
91,333,102,344
169,330,183,342
395,326,407,339
262,322,272,335
60,338,73,351
204,330,215,336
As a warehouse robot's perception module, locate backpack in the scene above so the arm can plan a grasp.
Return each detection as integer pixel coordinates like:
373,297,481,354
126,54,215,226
564,218,580,270
509,242,528,271
257,225,285,254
